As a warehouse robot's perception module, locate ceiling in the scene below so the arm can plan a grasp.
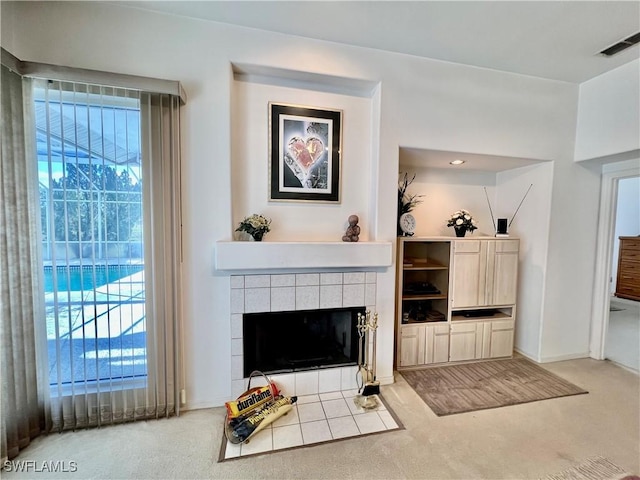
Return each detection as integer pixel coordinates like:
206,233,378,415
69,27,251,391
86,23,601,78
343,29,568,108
114,1,639,172
117,1,640,84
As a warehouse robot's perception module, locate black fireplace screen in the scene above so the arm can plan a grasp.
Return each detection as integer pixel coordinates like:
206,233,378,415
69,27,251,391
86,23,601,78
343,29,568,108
243,307,364,377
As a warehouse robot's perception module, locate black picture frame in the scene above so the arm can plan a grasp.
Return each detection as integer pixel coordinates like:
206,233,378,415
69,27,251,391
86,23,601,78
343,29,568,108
269,103,342,203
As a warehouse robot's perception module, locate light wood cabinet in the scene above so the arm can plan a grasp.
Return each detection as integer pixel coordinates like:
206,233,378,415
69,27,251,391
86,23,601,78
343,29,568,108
395,237,519,370
449,317,515,362
399,323,450,367
451,239,519,308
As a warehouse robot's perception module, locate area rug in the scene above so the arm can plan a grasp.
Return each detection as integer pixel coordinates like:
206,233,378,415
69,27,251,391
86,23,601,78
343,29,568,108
540,456,637,480
400,357,588,416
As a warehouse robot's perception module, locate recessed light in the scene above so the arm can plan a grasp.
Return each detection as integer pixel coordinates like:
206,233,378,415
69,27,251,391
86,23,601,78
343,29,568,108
450,159,465,165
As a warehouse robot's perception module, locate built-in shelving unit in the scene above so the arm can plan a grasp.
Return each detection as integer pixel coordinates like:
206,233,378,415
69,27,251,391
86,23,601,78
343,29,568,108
395,236,519,369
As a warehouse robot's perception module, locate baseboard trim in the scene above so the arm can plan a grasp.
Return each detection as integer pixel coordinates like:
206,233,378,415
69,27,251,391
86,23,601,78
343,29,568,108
538,352,590,363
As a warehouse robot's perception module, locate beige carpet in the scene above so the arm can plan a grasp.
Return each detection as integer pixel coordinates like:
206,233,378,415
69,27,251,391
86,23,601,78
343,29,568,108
401,357,588,416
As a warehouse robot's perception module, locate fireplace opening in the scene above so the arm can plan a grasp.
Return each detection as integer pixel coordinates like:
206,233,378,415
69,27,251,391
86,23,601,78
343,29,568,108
243,306,365,377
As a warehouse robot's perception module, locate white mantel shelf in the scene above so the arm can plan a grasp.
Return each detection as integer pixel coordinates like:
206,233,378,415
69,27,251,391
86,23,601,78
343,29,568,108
215,240,393,271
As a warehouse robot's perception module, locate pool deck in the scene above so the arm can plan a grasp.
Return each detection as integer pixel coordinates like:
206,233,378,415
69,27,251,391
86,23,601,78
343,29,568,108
46,271,147,385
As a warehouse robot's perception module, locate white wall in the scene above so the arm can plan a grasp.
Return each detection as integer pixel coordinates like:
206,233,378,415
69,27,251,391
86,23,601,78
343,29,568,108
3,1,589,408
231,79,374,241
575,60,640,162
497,163,554,360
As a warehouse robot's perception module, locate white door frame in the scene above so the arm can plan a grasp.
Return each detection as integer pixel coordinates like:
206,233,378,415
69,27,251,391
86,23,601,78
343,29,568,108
590,159,640,359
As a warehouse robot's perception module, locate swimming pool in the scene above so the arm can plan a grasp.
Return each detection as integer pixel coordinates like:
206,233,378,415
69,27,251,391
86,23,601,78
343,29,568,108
44,265,144,292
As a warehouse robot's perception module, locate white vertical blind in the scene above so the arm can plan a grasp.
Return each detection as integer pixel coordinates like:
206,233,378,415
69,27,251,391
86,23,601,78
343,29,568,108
35,79,182,430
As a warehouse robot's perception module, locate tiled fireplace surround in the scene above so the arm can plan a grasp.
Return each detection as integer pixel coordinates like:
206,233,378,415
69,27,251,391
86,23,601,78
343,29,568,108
229,271,377,399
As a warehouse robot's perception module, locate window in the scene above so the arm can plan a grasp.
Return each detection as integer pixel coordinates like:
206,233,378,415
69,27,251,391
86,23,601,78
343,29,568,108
36,82,148,392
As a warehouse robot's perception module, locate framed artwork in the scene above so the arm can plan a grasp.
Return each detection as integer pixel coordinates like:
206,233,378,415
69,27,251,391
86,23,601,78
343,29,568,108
269,103,342,202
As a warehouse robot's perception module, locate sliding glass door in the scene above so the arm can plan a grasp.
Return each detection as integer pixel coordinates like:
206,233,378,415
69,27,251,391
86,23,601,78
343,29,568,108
36,82,148,395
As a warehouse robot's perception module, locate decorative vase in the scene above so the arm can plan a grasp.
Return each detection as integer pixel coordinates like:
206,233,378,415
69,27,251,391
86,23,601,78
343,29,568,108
234,231,254,241
252,232,264,242
454,226,467,237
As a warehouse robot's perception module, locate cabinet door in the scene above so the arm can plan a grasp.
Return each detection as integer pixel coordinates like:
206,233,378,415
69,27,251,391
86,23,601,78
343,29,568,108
490,240,519,306
488,319,515,358
451,241,483,308
427,323,450,364
399,325,425,367
449,322,480,362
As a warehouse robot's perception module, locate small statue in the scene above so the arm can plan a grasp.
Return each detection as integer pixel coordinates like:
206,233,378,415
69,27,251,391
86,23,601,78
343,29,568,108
342,215,361,242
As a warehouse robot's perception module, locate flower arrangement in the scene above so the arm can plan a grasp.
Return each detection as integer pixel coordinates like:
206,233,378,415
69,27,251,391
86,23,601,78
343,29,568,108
236,214,271,241
447,209,477,237
398,173,424,235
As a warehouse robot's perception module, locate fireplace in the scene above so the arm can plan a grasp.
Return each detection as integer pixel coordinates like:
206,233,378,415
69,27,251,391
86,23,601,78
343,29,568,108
243,306,365,376
229,271,377,398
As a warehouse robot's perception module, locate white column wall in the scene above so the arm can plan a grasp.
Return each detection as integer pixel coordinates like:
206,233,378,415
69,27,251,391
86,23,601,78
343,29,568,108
3,1,585,408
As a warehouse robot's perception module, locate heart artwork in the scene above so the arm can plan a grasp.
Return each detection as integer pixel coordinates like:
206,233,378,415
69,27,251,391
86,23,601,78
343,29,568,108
287,136,325,175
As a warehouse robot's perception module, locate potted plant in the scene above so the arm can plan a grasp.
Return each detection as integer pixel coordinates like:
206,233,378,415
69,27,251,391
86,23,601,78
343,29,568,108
447,210,477,237
236,214,272,241
397,173,424,236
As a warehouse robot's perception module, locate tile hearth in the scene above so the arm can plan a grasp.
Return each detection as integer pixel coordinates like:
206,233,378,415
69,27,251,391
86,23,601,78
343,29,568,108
219,390,402,461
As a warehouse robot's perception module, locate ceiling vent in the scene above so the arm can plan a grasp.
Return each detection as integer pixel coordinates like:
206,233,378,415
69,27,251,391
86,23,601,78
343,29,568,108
599,32,640,56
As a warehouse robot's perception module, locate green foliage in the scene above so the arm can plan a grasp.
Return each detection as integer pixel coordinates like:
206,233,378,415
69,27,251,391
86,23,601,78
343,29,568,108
40,164,142,243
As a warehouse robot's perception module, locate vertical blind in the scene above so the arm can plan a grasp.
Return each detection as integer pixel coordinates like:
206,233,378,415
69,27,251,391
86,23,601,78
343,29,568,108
35,79,183,431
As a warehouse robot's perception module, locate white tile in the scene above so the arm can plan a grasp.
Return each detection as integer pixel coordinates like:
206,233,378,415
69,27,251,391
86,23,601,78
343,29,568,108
224,440,242,459
320,285,343,309
230,289,245,313
320,273,343,285
319,391,343,401
365,283,376,306
230,276,244,289
245,275,270,288
272,424,303,450
231,314,243,339
231,338,243,356
272,404,299,427
295,370,319,396
365,272,377,284
296,394,320,405
271,274,295,287
341,366,359,391
342,284,365,307
298,402,326,423
319,369,342,394
231,379,247,399
296,273,320,286
378,410,399,429
271,287,295,312
296,286,319,310
328,416,360,439
270,373,295,397
343,272,365,284
322,398,351,419
245,288,270,313
353,411,387,434
231,356,244,381
240,429,273,456
300,420,332,445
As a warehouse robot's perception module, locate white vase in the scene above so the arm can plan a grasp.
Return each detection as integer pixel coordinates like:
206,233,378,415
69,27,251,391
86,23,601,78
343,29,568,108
234,231,254,241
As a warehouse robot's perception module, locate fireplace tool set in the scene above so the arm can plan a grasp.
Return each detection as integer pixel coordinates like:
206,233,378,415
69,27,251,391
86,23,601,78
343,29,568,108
354,310,380,409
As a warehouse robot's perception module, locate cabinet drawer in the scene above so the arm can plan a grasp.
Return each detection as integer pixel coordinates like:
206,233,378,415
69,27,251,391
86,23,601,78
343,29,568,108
494,240,519,253
450,322,477,334
620,238,640,250
620,250,640,262
490,319,515,331
454,240,481,253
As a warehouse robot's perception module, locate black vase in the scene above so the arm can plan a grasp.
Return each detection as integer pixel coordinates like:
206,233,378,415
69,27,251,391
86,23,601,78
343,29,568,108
252,232,264,241
454,226,467,237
